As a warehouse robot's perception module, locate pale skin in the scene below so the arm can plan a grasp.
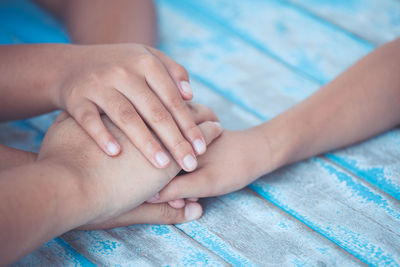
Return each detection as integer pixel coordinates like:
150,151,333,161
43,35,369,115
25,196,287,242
0,0,206,172
0,103,222,265
149,38,400,204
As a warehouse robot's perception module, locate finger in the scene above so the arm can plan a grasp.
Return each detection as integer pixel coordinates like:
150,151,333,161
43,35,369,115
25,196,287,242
118,78,198,172
187,198,199,202
90,89,170,168
197,121,223,146
144,58,207,156
77,202,203,230
149,121,224,203
186,102,219,124
68,100,121,156
147,47,193,100
151,169,212,203
168,199,186,209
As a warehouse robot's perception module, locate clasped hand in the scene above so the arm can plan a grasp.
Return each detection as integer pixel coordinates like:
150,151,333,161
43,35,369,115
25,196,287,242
37,103,222,229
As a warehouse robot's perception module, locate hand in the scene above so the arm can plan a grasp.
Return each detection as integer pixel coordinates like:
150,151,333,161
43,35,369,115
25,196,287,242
149,128,276,204
54,43,205,172
37,103,221,226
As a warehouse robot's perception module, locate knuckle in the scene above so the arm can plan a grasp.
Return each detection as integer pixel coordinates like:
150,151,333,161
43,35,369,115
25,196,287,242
168,96,187,111
118,105,138,125
107,65,129,80
138,89,155,105
159,203,179,223
77,108,95,127
171,64,189,79
150,107,171,124
144,137,161,153
138,54,159,69
172,138,192,154
184,124,201,139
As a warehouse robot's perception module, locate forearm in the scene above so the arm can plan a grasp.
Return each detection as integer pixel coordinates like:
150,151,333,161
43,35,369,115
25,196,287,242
0,44,76,121
0,145,36,170
62,0,157,46
0,161,91,265
257,38,400,172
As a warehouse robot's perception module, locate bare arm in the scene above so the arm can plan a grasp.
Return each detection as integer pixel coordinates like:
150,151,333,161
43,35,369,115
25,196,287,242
35,0,157,46
0,161,89,265
264,37,400,170
0,145,36,170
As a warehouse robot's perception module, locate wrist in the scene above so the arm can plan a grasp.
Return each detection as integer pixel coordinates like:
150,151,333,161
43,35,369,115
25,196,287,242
250,116,297,176
44,44,80,109
33,158,99,229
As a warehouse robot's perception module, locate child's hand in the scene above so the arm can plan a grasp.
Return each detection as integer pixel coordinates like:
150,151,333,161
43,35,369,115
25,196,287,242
54,44,204,172
149,129,276,204
37,106,221,226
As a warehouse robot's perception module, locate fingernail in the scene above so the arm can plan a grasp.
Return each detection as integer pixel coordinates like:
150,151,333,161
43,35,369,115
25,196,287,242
148,193,160,202
155,151,170,167
193,139,206,154
180,81,192,95
107,141,120,155
183,154,197,171
185,203,202,221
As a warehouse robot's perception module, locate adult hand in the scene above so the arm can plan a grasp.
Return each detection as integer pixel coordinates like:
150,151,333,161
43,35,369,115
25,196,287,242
54,44,205,172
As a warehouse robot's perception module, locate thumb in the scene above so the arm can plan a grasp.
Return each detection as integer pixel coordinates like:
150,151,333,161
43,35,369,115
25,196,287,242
76,202,203,230
198,121,223,146
149,169,211,204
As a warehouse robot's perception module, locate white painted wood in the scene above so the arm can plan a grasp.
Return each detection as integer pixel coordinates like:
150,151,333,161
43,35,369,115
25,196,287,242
285,0,400,45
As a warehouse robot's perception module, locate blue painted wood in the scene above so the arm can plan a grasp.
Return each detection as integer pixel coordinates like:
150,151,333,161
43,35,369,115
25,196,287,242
14,238,96,266
164,0,374,85
285,0,400,45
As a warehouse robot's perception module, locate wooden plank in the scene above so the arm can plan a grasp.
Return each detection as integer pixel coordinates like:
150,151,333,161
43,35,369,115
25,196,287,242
163,0,374,85
14,238,96,267
250,158,400,265
326,130,400,201
62,225,227,266
285,0,400,45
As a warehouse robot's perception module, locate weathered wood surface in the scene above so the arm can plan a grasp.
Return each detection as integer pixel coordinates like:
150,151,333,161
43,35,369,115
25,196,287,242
0,0,398,266
285,0,400,45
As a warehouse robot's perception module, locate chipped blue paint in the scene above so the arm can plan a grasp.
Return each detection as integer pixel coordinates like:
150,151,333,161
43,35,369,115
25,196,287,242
150,225,171,236
52,238,96,267
327,153,400,201
176,221,258,266
286,0,400,44
315,158,400,219
164,0,325,84
85,231,122,256
164,0,374,84
249,181,398,266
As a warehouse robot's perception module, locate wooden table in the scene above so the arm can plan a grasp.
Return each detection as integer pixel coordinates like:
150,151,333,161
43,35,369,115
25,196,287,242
1,0,400,265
